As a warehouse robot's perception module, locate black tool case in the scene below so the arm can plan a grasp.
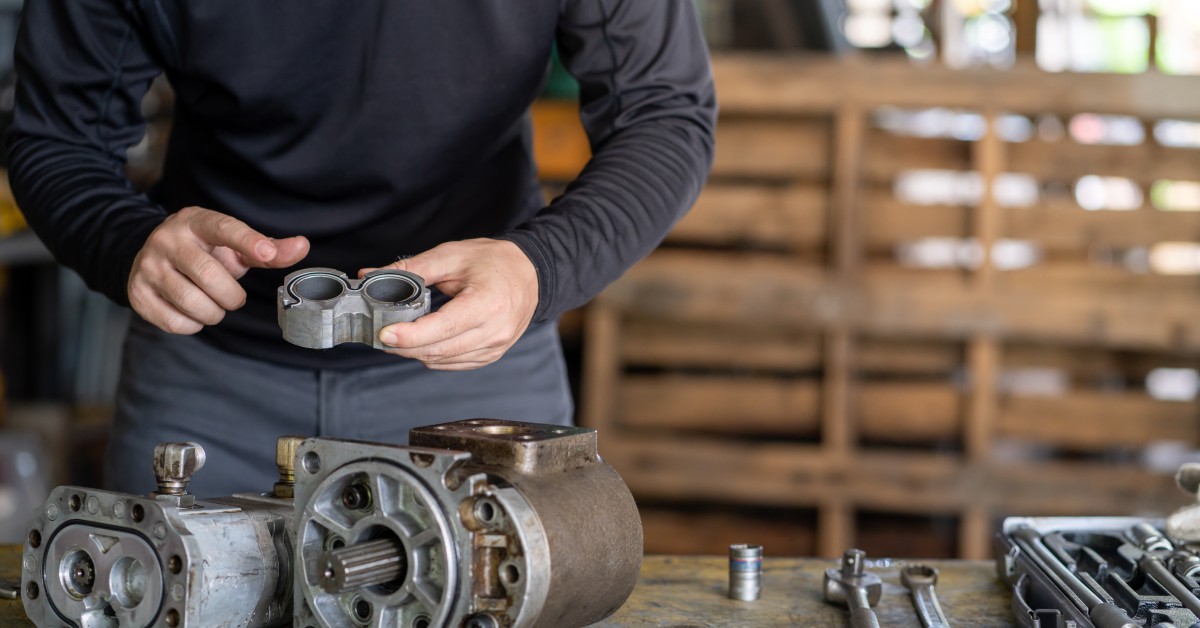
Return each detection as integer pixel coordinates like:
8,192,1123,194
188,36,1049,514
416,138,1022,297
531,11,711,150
995,517,1200,628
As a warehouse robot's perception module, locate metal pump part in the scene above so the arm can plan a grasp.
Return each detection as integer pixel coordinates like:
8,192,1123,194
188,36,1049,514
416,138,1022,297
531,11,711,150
21,439,297,627
22,421,641,627
277,267,431,349
293,419,644,628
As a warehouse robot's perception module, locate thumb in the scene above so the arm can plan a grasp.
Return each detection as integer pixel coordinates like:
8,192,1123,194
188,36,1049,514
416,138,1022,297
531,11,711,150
372,248,455,285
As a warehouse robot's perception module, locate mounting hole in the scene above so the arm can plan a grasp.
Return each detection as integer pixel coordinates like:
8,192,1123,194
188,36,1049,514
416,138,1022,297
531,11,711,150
131,504,145,523
166,608,180,627
412,615,432,628
292,274,345,301
59,549,96,599
27,529,41,549
302,452,321,474
168,555,182,575
67,494,82,512
473,499,498,525
350,595,373,625
111,556,147,608
499,562,521,587
363,275,418,303
341,481,372,511
25,581,38,600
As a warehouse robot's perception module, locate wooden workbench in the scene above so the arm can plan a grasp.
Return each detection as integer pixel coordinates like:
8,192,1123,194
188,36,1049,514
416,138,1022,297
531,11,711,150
0,544,1016,626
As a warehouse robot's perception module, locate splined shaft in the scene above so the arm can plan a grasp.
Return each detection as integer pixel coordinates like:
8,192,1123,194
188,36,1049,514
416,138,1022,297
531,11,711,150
319,538,406,594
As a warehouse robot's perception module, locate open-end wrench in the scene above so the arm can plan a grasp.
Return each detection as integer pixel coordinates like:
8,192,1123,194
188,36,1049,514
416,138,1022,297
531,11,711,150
901,564,951,628
823,549,882,628
0,576,18,600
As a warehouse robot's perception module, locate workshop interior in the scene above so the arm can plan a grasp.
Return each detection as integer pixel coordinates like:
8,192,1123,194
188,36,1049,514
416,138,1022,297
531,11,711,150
3,0,1200,626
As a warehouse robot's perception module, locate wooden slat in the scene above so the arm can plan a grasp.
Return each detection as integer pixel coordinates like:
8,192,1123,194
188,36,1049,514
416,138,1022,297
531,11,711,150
616,375,821,437
996,391,1198,448
711,118,831,180
711,54,1200,119
863,134,1200,186
858,383,961,442
620,318,822,371
668,183,827,249
602,251,1200,352
602,433,1188,516
864,197,1200,252
857,339,963,374
640,507,817,557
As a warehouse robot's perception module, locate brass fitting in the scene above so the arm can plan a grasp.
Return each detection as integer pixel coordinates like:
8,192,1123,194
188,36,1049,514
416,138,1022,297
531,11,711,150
274,435,306,498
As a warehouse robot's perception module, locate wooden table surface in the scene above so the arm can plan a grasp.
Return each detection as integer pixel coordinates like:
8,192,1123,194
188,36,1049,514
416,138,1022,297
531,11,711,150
1,545,1016,626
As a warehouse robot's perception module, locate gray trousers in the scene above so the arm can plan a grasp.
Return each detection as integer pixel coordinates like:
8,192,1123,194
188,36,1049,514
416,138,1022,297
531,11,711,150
106,317,573,498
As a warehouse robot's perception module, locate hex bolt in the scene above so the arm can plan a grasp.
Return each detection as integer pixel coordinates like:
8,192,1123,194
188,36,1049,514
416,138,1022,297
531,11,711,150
274,435,306,498
152,442,206,496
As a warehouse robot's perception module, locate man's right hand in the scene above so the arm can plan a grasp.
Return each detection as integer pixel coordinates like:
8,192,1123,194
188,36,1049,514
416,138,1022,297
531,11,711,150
128,206,309,334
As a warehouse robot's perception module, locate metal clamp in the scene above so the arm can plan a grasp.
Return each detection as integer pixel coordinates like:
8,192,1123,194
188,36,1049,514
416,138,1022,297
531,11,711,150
277,267,430,349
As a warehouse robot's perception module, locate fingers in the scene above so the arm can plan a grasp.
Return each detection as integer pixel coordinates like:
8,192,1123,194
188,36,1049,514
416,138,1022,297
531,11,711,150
185,207,278,264
129,206,310,336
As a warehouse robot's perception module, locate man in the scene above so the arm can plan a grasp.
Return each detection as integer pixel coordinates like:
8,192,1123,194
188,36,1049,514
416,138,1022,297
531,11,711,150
8,1,716,496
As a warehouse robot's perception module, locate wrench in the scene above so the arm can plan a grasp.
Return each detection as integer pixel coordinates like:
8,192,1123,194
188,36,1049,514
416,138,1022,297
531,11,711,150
901,564,951,628
823,549,882,628
0,576,18,600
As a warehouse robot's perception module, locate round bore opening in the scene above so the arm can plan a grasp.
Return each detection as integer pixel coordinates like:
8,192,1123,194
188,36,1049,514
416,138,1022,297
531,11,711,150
303,451,321,474
351,596,373,625
412,615,432,628
168,555,182,575
500,563,521,586
131,504,145,523
59,549,97,599
166,609,180,627
465,615,499,628
68,494,82,512
28,529,41,549
25,581,38,600
292,274,346,301
364,275,419,304
110,556,147,608
474,499,498,524
341,482,372,511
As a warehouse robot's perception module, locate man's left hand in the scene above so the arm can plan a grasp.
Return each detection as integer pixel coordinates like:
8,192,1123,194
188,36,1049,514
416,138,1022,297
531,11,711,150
363,238,538,371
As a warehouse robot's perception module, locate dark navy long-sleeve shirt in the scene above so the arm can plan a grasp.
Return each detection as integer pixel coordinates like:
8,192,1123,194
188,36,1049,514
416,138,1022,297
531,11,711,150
7,0,716,368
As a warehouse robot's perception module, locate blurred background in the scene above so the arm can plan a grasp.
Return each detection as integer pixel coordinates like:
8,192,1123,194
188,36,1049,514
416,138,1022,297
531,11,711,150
0,0,1199,560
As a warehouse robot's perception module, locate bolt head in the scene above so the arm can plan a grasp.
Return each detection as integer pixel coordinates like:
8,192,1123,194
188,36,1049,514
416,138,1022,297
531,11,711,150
153,442,206,480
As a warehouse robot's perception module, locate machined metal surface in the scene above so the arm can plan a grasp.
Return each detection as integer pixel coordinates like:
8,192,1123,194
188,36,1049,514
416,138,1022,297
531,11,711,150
823,549,882,628
901,564,950,628
22,485,295,627
20,422,640,627
727,544,762,601
277,267,430,350
294,419,643,628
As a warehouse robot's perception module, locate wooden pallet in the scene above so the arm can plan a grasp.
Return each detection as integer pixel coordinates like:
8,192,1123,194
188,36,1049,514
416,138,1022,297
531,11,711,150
536,54,1200,559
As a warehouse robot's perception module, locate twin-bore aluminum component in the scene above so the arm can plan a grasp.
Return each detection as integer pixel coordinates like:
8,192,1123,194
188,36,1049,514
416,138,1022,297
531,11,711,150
20,420,642,628
278,267,431,350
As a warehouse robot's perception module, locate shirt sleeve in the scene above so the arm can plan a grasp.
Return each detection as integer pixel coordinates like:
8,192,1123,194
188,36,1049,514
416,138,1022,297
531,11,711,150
6,0,168,306
499,0,717,323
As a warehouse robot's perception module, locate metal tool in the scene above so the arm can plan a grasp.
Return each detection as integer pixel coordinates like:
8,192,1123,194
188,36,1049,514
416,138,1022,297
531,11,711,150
1010,525,1141,628
728,543,762,601
277,267,430,349
823,549,882,628
901,564,951,628
0,576,18,600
